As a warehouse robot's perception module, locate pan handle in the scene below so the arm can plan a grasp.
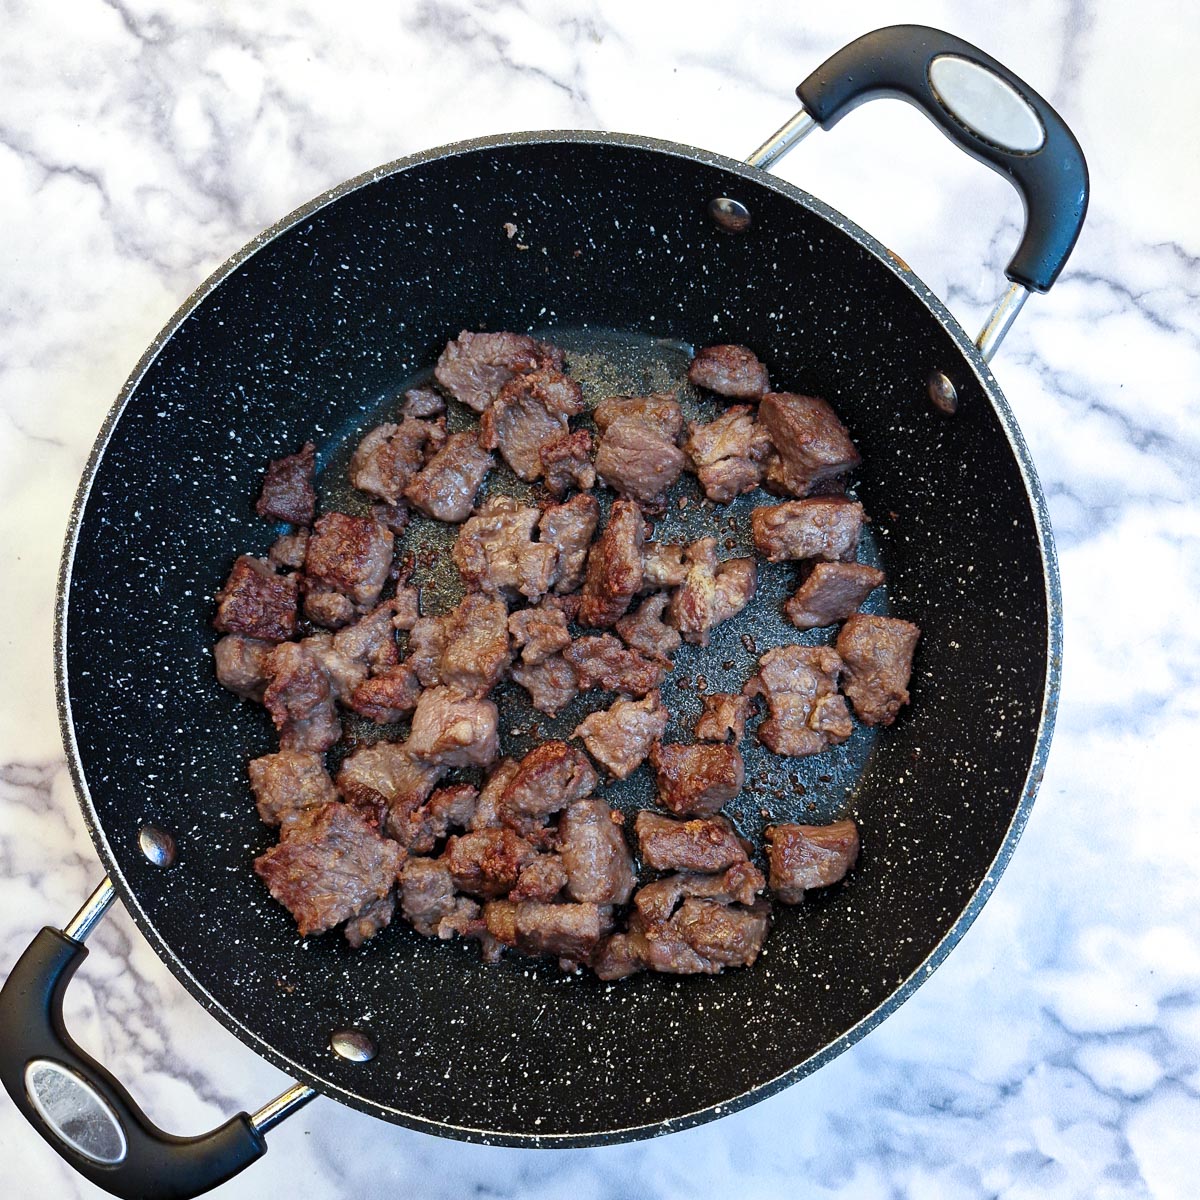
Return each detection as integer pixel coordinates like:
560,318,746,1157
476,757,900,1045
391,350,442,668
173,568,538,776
0,878,316,1200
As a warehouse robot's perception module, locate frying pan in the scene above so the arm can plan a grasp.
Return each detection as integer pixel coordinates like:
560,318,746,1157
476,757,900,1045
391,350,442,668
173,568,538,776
0,26,1087,1200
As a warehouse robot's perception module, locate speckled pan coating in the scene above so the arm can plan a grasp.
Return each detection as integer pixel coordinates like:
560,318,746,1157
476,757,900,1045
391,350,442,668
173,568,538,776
55,132,1060,1146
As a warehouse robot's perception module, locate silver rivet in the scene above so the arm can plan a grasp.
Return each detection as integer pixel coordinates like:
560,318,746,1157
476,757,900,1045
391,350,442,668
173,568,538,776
708,197,751,233
330,1029,377,1063
138,824,176,867
927,371,959,416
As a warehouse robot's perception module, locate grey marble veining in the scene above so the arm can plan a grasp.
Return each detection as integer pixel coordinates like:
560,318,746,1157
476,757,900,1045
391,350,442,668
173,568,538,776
2,1,1198,1196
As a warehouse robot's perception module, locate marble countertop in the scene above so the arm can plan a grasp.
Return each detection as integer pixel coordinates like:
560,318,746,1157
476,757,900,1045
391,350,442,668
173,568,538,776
2,2,1198,1196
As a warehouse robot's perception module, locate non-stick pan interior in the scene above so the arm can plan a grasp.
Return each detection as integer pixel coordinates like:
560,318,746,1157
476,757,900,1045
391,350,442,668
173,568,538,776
61,134,1053,1143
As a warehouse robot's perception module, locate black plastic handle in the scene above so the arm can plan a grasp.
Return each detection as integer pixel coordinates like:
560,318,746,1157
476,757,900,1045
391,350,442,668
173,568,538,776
796,24,1088,292
0,927,266,1199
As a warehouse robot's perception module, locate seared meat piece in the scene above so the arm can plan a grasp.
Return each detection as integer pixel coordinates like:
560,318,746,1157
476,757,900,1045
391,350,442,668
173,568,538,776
573,690,667,779
509,603,571,666
687,344,770,400
268,528,309,571
404,431,494,523
785,562,885,629
759,393,861,496
578,499,645,627
694,693,752,744
263,642,341,751
303,632,367,704
684,406,773,502
304,512,393,610
595,417,687,514
334,595,410,663
593,393,684,440
406,686,499,768
641,541,688,590
256,442,316,526
559,798,636,905
398,857,479,939
483,898,518,947
744,645,853,756
836,614,920,726
349,417,445,505
479,369,583,481
302,595,410,708
751,497,864,563
471,759,519,831
453,496,557,602
214,555,298,642
540,493,600,594
248,750,338,829
433,330,564,413
633,861,765,922
649,742,744,817
563,635,666,696
514,900,603,961
370,500,411,536
446,829,536,898
302,585,356,629
615,593,681,663
765,820,860,903
401,385,446,419
669,538,757,647
336,741,445,831
408,593,511,697
213,634,274,701
663,898,770,971
634,811,747,873
348,663,422,723
399,784,479,854
509,854,569,902
590,930,646,981
540,429,596,497
344,892,395,948
500,741,598,830
254,802,403,938
511,655,579,717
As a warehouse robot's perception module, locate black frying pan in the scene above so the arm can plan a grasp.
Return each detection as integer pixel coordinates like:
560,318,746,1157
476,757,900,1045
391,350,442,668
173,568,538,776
0,27,1087,1200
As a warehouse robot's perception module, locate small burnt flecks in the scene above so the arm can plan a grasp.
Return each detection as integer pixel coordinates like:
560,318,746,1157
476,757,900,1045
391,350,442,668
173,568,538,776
61,136,1054,1149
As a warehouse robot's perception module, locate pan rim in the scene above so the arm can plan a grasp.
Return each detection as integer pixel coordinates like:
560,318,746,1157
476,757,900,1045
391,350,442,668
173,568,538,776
53,128,1062,1147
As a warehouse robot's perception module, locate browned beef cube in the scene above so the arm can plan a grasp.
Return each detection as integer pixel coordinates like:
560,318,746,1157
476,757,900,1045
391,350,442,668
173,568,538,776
594,416,687,514
398,783,479,854
301,584,356,629
667,898,770,970
214,555,298,642
684,405,773,503
304,513,393,608
453,496,557,601
539,493,599,594
509,854,569,902
500,741,598,829
336,741,445,831
213,634,275,701
578,499,645,627
268,528,309,571
262,642,341,751
744,645,852,756
634,811,747,873
573,690,668,779
590,930,646,981
254,802,403,938
785,562,886,629
751,497,864,563
615,592,680,663
559,798,636,905
759,392,860,496
563,635,666,696
633,862,765,922
511,654,579,717
540,429,596,497
406,686,499,768
370,500,412,536
641,541,688,589
687,345,770,399
256,442,316,526
332,597,408,666
407,593,511,698
248,750,338,829
669,537,757,647
514,900,603,961
347,663,422,723
445,828,536,897
509,603,571,666
478,369,583,480
349,418,444,505
403,431,494,522
593,393,684,439
836,614,920,726
344,892,395,947
471,759,519,831
400,386,445,419
398,857,479,938
765,820,860,903
433,330,564,413
694,693,752,744
650,742,744,817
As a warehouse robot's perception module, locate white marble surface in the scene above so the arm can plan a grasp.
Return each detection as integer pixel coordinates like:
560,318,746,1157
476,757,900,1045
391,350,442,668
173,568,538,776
2,1,1198,1196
